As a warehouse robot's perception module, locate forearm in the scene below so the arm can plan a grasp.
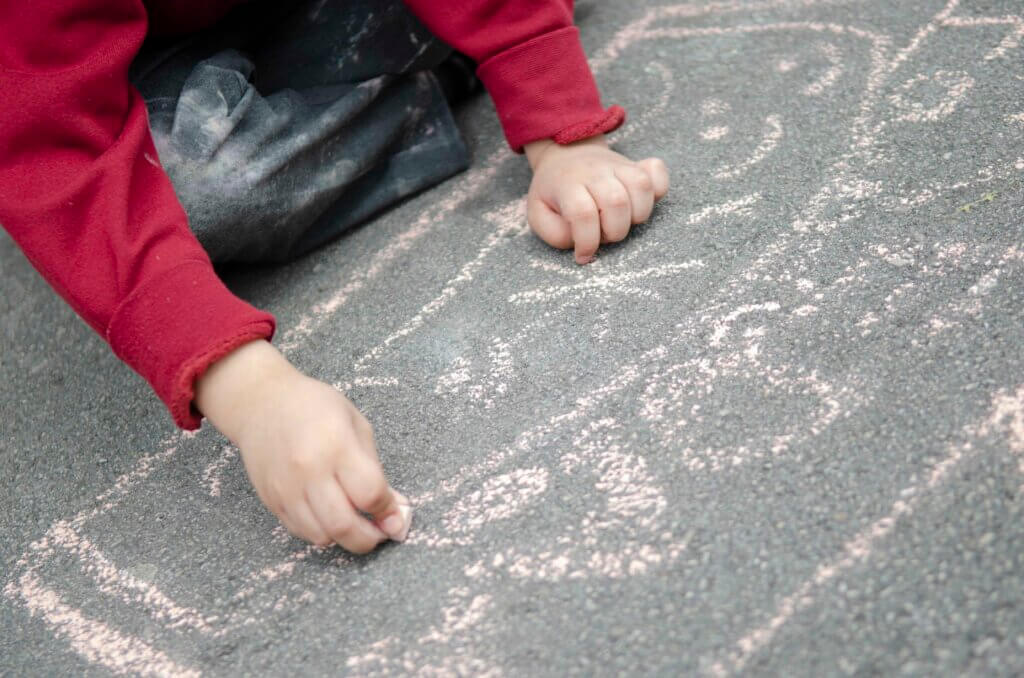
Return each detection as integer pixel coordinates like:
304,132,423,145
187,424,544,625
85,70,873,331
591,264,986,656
401,0,625,152
0,0,276,430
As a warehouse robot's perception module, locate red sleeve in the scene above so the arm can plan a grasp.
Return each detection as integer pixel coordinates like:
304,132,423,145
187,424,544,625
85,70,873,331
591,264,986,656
401,0,626,152
0,0,275,431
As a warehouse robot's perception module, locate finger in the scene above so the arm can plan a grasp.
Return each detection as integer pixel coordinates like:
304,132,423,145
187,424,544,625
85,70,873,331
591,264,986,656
275,508,304,543
287,500,331,547
346,402,380,463
613,164,655,225
308,481,387,554
527,197,573,250
374,488,413,542
636,157,670,200
334,437,405,540
588,178,632,243
557,186,600,264
341,405,412,542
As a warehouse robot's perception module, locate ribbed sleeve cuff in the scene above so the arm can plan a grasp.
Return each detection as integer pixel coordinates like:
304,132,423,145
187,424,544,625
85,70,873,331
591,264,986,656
477,26,626,152
106,259,276,430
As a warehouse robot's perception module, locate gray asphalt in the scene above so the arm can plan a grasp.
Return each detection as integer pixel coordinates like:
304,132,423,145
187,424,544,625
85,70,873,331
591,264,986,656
3,0,1024,675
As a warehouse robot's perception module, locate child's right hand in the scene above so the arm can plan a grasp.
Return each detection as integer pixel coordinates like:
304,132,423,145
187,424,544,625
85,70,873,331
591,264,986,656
194,340,409,552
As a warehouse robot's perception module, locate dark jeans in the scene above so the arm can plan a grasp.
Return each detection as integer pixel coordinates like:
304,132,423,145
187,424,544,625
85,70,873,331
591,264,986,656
131,0,470,263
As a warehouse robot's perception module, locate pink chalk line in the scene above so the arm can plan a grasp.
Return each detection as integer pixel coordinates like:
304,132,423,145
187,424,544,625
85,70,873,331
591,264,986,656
14,570,200,678
202,445,236,498
1,11,687,666
713,115,783,180
278,145,508,354
706,384,1024,676
940,14,1024,61
803,42,844,96
401,3,1019,662
4,438,205,676
7,1,1022,674
342,57,676,380
365,4,904,548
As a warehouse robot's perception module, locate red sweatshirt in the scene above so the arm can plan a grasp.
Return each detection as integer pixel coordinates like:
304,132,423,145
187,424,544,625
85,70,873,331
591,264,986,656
0,0,625,430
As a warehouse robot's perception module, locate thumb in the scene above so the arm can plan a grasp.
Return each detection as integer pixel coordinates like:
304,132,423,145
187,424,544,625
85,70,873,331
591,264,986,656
336,438,408,541
376,490,413,543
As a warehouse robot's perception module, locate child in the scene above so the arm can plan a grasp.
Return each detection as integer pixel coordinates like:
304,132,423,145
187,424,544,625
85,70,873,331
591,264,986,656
0,0,669,553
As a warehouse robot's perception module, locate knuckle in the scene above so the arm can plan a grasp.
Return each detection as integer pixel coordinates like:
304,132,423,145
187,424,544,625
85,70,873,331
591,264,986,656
604,191,630,209
563,201,596,224
361,480,391,512
287,447,322,474
344,464,388,508
630,170,654,191
566,211,593,225
327,517,355,542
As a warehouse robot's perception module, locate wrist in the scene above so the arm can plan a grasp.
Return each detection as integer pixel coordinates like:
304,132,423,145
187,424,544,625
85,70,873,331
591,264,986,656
524,134,609,171
194,339,296,442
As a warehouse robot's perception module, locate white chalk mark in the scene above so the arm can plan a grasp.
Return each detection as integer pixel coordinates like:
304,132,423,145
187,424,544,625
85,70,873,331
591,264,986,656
886,0,961,75
713,115,783,180
701,98,733,116
986,22,1024,60
418,589,495,644
506,260,705,304
889,70,975,123
700,125,731,140
589,0,879,73
983,386,1024,454
686,193,762,225
498,419,684,580
10,571,201,677
411,344,670,508
336,375,400,392
278,147,507,353
803,42,844,96
202,445,236,498
926,245,1023,336
434,338,515,409
941,14,1024,61
49,522,216,633
982,387,1024,490
350,200,528,373
9,2,1024,673
707,387,1018,676
610,61,676,143
709,302,781,347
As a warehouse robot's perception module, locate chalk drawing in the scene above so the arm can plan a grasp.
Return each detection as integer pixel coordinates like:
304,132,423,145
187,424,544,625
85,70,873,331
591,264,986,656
5,0,1024,674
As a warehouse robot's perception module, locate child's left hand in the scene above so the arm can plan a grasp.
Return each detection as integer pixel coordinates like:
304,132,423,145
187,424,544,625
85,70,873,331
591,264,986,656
524,135,669,264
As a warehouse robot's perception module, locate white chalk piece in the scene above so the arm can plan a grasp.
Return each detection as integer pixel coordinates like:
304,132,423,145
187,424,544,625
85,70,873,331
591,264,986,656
392,503,413,543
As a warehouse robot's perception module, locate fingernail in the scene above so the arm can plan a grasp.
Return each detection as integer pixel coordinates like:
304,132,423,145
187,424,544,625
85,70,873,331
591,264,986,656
577,254,595,265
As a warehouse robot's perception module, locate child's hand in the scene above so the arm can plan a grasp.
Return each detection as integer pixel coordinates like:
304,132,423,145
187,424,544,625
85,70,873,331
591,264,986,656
194,340,410,552
524,135,669,264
